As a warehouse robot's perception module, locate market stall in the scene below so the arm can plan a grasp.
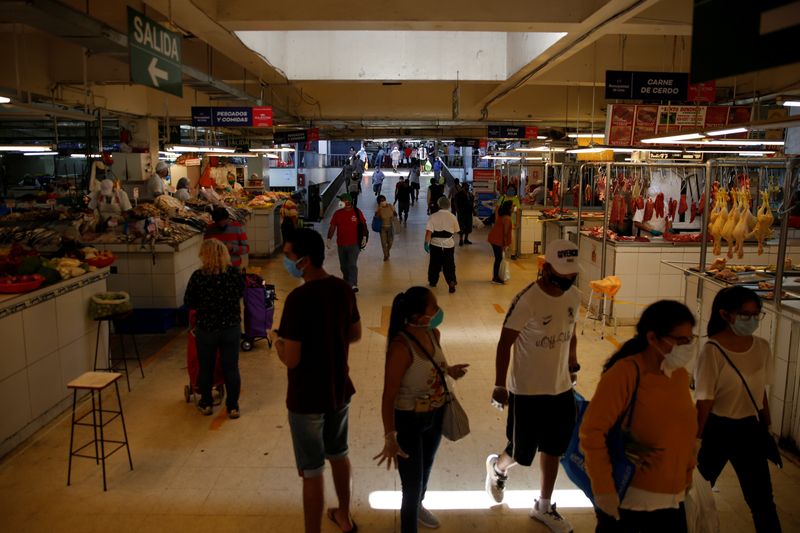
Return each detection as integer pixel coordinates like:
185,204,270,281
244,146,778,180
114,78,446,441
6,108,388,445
245,191,293,257
0,268,110,456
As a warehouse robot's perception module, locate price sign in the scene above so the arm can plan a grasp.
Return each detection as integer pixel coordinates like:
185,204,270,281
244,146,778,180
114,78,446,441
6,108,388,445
133,187,140,199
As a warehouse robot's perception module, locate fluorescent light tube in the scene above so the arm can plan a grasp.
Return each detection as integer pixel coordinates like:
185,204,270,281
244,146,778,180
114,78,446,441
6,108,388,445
641,133,706,143
0,96,10,104
24,151,57,156
706,127,748,136
0,145,54,152
566,147,608,153
567,133,605,139
782,100,800,107
251,147,296,152
166,145,235,153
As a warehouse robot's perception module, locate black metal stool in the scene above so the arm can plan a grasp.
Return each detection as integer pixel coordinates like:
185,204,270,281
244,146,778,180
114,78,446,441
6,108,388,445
67,371,133,491
93,311,144,392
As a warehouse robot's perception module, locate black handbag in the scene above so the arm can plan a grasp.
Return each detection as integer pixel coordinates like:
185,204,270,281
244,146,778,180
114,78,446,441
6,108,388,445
707,341,783,468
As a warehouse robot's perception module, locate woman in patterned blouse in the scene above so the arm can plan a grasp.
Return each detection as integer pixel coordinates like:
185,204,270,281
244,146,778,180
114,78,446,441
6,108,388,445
185,239,245,418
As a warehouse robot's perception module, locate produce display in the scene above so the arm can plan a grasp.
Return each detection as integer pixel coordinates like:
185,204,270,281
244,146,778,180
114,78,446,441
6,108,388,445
248,191,292,209
81,247,116,267
0,274,45,294
88,291,132,319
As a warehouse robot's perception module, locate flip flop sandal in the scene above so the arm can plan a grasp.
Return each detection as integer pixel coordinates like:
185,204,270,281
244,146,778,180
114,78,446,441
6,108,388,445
327,508,358,533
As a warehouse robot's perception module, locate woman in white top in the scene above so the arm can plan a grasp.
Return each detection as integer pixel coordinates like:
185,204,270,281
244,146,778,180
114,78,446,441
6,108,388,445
695,286,782,533
374,287,469,533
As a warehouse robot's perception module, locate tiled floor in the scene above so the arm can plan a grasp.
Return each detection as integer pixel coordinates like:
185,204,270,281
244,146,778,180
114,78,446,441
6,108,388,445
1,171,799,532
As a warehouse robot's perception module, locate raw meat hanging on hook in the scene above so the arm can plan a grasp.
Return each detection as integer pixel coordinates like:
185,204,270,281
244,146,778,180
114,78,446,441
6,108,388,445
643,197,655,222
654,192,665,218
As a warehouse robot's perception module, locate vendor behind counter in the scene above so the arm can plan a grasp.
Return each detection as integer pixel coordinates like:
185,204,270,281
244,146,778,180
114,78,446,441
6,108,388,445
88,178,132,222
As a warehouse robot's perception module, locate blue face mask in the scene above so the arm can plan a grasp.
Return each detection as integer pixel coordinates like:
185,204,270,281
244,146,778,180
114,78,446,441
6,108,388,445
427,308,444,330
283,256,305,278
731,315,759,337
507,189,516,196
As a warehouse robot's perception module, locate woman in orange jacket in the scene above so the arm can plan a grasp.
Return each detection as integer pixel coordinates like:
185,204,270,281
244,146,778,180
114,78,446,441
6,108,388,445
487,200,512,284
580,300,698,532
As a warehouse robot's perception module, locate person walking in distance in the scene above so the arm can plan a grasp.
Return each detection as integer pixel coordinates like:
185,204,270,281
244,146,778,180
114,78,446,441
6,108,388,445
391,145,402,172
485,239,581,533
276,228,362,533
488,201,513,284
372,166,386,197
327,194,366,293
394,176,412,226
425,196,460,293
348,155,364,209
375,194,397,261
453,180,474,246
407,158,421,206
374,286,469,532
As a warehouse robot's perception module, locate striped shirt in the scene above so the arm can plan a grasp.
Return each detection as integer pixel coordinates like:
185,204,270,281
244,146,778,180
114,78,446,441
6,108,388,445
204,221,249,267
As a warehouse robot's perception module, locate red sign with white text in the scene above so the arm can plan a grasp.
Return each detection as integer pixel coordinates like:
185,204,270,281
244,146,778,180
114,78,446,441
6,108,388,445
688,81,716,103
252,106,273,127
525,126,539,139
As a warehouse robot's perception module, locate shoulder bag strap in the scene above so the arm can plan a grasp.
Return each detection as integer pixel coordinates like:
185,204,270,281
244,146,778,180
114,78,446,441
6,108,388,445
401,331,450,395
707,341,762,419
622,361,641,429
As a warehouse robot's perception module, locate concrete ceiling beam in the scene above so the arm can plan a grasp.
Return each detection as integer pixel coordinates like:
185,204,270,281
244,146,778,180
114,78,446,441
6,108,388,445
477,0,665,116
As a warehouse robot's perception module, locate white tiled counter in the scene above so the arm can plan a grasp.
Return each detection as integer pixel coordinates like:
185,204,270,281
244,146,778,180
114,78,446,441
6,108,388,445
578,234,800,325
519,208,544,255
87,234,202,308
245,208,280,258
0,268,109,457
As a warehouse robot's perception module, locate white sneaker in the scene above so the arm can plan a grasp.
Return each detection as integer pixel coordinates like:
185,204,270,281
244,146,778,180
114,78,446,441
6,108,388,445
418,505,440,529
484,454,507,503
530,500,573,533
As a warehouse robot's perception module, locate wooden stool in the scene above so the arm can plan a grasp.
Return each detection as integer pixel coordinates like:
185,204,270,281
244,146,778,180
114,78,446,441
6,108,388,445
93,311,144,392
67,372,133,491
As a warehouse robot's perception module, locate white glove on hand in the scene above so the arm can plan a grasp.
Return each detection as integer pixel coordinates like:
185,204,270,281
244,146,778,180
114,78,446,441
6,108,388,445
594,492,620,520
326,238,333,250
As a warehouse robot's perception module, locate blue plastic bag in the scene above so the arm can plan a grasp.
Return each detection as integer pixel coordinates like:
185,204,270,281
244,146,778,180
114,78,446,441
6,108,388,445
560,364,640,504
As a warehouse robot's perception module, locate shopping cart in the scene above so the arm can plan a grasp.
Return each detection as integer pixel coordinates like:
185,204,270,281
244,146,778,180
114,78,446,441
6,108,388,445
240,272,276,352
183,310,225,405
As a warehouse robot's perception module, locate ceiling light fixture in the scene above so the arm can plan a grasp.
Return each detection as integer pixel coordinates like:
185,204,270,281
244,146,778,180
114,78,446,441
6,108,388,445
0,145,55,152
166,145,235,153
567,133,605,139
251,147,296,153
782,100,800,107
24,151,58,156
0,96,11,104
706,127,748,136
70,154,101,158
515,146,567,152
481,155,521,161
673,139,784,146
641,133,706,143
566,146,608,154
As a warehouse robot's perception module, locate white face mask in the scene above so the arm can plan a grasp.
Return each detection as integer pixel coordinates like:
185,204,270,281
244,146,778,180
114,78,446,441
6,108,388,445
658,340,696,377
338,201,345,209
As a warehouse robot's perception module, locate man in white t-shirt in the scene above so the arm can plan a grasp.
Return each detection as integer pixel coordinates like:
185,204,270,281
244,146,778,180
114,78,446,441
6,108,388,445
425,196,460,293
484,239,580,533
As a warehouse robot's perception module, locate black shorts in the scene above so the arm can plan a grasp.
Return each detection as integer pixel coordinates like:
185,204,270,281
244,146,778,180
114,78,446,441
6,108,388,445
504,389,576,466
410,183,420,190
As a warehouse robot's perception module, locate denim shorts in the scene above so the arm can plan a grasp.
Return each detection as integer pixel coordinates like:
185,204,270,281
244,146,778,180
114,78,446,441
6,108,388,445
288,403,350,478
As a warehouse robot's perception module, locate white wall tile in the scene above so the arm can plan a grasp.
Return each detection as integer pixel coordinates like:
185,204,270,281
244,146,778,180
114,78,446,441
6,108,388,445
127,254,153,275
106,273,129,293
59,331,97,387
26,350,64,418
56,287,93,347
615,253,638,275
0,313,26,382
0,370,32,444
152,274,177,297
23,299,58,364
637,274,661,298
128,274,153,298
637,252,661,274
659,275,683,299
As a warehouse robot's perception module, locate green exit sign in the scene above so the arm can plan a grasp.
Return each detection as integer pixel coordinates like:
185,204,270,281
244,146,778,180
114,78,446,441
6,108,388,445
127,7,183,97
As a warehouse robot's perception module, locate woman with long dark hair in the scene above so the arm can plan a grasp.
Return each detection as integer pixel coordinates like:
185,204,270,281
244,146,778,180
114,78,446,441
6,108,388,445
373,287,469,533
696,286,782,532
580,300,697,532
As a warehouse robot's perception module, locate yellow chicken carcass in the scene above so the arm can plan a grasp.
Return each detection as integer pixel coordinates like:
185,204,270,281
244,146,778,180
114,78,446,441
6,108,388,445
721,189,741,258
709,189,729,256
746,191,774,255
731,190,753,259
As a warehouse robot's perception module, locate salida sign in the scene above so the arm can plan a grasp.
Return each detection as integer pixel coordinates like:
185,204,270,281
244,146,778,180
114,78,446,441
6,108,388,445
605,70,688,101
127,7,182,97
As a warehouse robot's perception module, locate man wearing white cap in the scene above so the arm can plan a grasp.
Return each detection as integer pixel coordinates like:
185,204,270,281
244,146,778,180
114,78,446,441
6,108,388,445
484,239,580,533
147,161,169,199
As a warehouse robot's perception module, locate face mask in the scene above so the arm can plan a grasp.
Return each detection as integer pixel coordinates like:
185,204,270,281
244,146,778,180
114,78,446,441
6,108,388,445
507,189,516,196
427,308,444,330
282,256,304,278
657,339,696,377
338,201,345,208
380,201,388,207
546,269,575,291
731,315,759,337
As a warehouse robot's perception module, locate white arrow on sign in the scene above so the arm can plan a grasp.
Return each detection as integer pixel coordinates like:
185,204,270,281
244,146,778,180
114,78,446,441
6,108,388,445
147,57,168,87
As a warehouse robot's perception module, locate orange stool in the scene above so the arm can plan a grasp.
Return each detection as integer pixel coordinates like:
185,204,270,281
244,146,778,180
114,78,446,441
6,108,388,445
581,275,622,339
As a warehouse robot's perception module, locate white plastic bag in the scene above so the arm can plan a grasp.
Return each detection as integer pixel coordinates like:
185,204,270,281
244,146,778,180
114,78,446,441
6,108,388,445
685,469,720,533
499,258,511,281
